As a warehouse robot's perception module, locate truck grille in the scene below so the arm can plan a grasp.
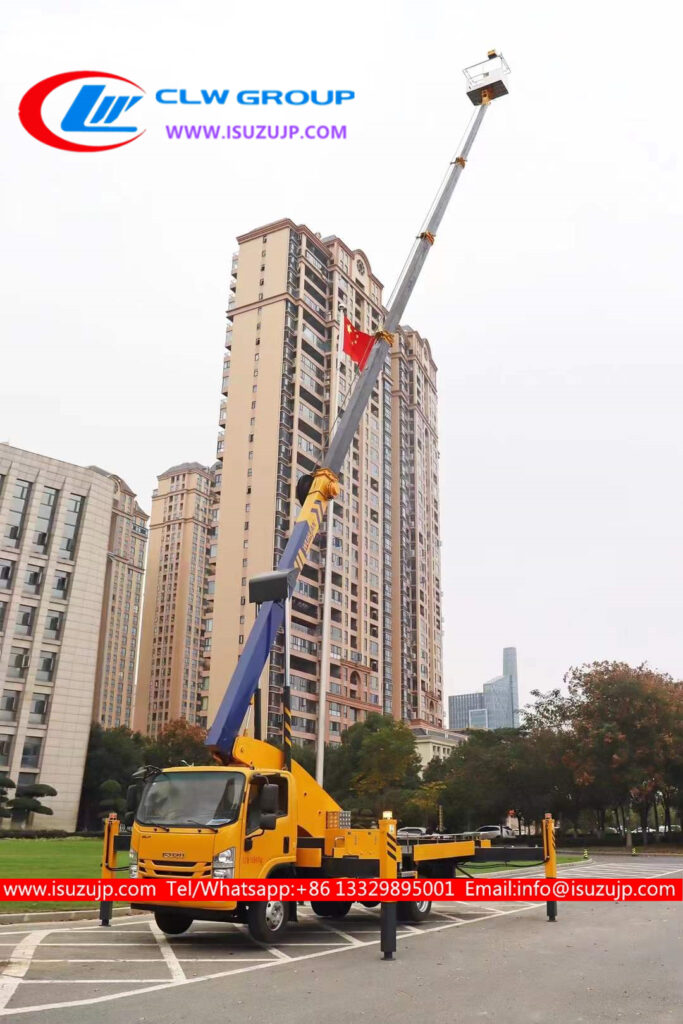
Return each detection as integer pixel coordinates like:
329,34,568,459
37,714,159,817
140,858,211,879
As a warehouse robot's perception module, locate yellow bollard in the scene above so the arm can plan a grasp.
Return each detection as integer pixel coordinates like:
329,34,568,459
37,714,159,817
542,813,557,921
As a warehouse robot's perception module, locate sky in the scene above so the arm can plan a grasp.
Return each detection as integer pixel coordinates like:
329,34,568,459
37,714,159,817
2,1,683,713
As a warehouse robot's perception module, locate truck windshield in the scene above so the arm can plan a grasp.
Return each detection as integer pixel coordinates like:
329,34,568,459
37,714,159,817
136,771,245,829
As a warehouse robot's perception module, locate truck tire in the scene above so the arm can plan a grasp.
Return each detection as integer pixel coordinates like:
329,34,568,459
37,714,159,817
247,900,289,943
154,911,192,935
310,901,352,918
398,900,432,922
360,901,380,908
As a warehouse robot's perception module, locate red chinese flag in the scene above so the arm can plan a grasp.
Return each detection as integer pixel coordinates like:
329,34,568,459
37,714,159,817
343,317,375,370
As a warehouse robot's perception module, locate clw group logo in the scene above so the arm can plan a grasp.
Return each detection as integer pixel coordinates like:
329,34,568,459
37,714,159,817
19,71,145,152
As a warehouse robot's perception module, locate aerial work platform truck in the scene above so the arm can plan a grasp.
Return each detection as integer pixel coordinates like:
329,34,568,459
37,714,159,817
102,51,556,944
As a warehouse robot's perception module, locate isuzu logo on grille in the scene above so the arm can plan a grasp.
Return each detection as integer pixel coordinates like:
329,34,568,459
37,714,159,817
163,852,185,859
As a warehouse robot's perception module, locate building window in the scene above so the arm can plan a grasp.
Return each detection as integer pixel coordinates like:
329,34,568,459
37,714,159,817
0,733,13,767
36,651,56,683
0,689,19,723
52,571,70,600
0,559,14,591
15,604,35,637
21,736,43,769
44,610,64,641
0,601,6,633
5,479,32,548
28,693,50,726
24,565,43,596
32,486,59,553
59,494,85,560
7,647,29,679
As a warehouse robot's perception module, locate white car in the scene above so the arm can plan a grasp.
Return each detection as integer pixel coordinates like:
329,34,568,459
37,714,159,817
477,825,515,839
397,826,428,839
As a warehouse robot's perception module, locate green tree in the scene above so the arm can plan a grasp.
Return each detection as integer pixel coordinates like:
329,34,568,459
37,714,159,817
77,724,147,830
9,782,57,826
98,779,125,816
0,774,16,820
323,714,421,822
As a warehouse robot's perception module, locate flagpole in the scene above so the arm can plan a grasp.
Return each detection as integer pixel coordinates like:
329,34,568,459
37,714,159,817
315,303,343,785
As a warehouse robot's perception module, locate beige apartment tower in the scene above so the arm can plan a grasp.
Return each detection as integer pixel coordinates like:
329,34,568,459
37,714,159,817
92,472,148,728
134,463,214,736
203,219,443,747
0,444,147,831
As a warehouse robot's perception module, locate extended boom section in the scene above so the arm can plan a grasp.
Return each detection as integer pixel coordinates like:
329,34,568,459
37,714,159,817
208,90,493,757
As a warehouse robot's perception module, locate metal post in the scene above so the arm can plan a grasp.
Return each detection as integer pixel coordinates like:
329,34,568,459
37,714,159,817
283,596,292,771
380,901,397,960
99,813,118,926
543,813,558,922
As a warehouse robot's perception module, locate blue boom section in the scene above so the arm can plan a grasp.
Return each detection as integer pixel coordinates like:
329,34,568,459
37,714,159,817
206,519,309,754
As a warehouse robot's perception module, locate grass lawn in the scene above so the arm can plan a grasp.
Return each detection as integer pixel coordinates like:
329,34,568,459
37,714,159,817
458,854,583,874
0,837,102,915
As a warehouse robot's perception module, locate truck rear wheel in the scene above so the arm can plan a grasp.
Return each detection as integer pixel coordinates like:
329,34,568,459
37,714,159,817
154,911,192,935
247,900,289,943
310,901,352,918
398,900,432,922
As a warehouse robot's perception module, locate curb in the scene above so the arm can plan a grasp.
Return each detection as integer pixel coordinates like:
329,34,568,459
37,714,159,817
0,907,146,926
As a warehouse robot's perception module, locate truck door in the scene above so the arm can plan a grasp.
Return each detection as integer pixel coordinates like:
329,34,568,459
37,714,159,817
242,774,295,877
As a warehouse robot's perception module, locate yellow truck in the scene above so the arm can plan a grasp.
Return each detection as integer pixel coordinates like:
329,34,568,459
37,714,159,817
117,736,494,942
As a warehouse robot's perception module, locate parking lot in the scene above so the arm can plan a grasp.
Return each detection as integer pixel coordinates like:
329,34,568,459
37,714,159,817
1,857,681,1022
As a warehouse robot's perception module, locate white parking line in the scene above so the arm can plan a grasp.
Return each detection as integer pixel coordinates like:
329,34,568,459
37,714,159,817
149,921,186,982
0,930,50,1011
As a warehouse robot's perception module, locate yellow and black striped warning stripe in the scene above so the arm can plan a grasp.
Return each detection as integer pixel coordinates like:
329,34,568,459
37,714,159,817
283,705,292,748
385,833,398,862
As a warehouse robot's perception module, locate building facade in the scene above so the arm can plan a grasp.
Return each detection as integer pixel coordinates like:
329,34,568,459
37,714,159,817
91,472,148,728
204,219,443,748
133,463,214,737
409,725,466,769
0,444,129,830
448,647,520,730
391,327,443,726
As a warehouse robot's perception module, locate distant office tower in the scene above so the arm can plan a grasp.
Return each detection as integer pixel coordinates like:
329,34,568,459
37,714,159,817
0,444,147,830
448,647,519,730
91,471,148,728
391,327,443,725
203,218,443,747
133,463,214,736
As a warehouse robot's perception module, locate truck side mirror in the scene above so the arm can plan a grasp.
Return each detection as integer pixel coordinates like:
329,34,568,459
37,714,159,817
126,784,140,814
261,783,279,815
124,811,135,827
260,812,277,831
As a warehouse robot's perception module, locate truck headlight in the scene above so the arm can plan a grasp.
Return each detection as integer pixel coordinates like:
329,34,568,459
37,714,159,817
212,847,235,879
129,848,138,878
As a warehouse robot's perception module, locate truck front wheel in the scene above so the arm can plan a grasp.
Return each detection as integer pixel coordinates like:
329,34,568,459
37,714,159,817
154,911,192,935
247,900,290,943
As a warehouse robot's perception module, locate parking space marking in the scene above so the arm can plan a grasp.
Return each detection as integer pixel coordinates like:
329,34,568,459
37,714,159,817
0,903,538,1017
0,931,50,1010
149,921,186,981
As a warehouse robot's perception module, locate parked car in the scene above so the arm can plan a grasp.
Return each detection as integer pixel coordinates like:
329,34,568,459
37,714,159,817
397,826,428,839
477,825,515,839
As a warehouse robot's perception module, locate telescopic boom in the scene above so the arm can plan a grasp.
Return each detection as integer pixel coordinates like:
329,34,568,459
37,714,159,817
207,51,510,756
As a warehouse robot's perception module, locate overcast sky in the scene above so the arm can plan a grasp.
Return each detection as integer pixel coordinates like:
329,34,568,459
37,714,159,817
3,1,682,712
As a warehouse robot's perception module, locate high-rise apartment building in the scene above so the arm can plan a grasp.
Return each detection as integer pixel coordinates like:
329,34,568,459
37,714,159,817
204,218,443,747
448,647,520,730
0,444,146,830
91,472,148,728
133,463,214,737
391,328,443,725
